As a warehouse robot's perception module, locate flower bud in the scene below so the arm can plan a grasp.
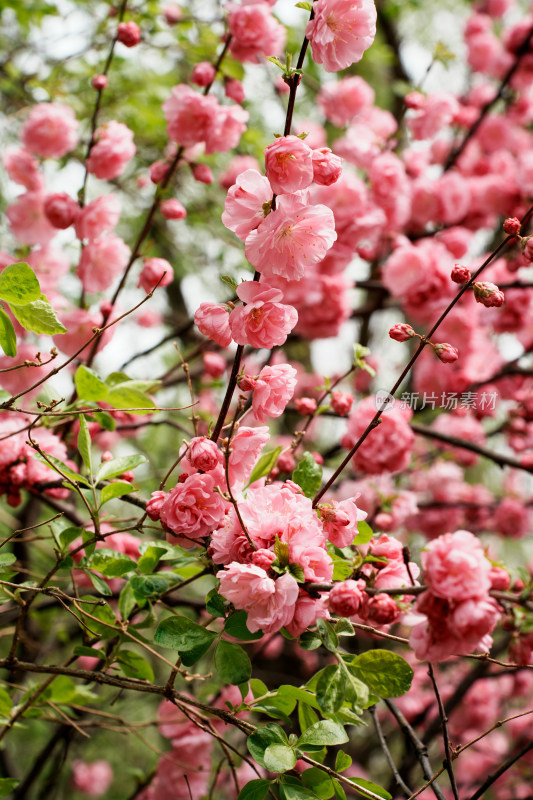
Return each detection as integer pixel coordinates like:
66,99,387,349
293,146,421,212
503,217,521,235
192,164,214,184
191,62,216,87
389,323,415,342
161,199,187,220
277,451,296,473
252,548,277,571
473,281,505,308
330,391,354,417
225,78,245,104
328,580,365,617
367,593,400,624
188,436,220,472
117,21,141,47
92,74,108,90
238,375,257,392
451,264,471,284
44,193,79,229
149,160,170,184
294,397,317,415
146,490,167,521
433,342,459,363
203,352,226,379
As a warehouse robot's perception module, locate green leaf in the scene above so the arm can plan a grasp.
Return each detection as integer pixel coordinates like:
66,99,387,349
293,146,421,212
100,481,135,506
0,554,16,570
78,414,92,476
81,600,117,636
224,610,263,641
90,549,136,578
292,452,323,499
353,521,374,545
119,581,136,620
251,679,269,698
0,686,13,718
130,574,175,600
278,685,319,709
95,454,147,483
302,768,335,799
82,528,96,558
154,616,217,666
237,779,271,800
9,293,66,334
86,571,112,596
247,446,282,486
295,0,313,9
74,365,109,402
349,651,413,698
280,775,321,800
32,451,90,486
0,262,40,305
93,410,116,431
137,545,168,575
264,743,297,773
215,639,251,684
45,675,76,704
247,724,287,768
116,649,154,681
299,701,319,735
349,778,392,800
0,308,16,357
333,781,347,800
316,665,346,715
58,527,83,551
331,556,353,582
317,619,338,652
205,589,226,617
220,274,238,291
334,618,355,637
335,751,352,773
107,385,155,414
298,720,348,748
298,631,322,650
0,778,20,796
74,645,104,660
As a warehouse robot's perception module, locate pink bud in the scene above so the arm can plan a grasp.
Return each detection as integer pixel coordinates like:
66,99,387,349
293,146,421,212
101,451,113,462
252,548,277,571
311,147,343,186
225,78,245,104
44,193,79,229
330,391,353,417
117,21,141,47
149,160,170,184
389,323,415,342
163,3,182,24
519,453,533,468
294,397,317,415
374,512,394,531
405,91,425,110
367,593,400,625
503,217,521,235
146,490,167,521
433,342,459,363
329,580,365,617
277,451,296,473
119,470,135,483
191,62,216,87
525,238,533,262
203,351,226,378
92,74,108,90
188,437,220,472
312,451,324,465
192,164,213,184
489,566,511,591
451,264,471,284
473,281,505,308
238,375,257,392
161,199,187,220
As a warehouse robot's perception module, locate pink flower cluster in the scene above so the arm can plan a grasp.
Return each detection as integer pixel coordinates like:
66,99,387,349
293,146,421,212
410,530,501,661
86,120,136,180
163,85,248,154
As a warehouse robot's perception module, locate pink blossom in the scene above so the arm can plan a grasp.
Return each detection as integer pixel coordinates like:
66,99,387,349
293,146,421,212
138,257,174,292
245,194,337,281
77,233,131,293
163,3,182,24
3,147,43,191
146,490,167,521
285,594,330,637
222,169,272,241
291,544,333,581
163,85,218,146
367,593,400,625
86,121,136,180
204,103,249,155
75,194,120,242
44,193,79,229
318,77,375,127
423,529,491,600
229,281,298,348
71,760,113,797
331,391,354,418
21,103,78,158
252,363,298,422
191,61,216,86
264,135,314,195
219,156,261,189
328,579,366,617
7,192,57,246
311,148,343,186
407,92,459,140
319,498,366,547
117,21,141,46
225,78,245,103
161,199,187,219
53,308,106,357
203,351,226,378
227,3,286,64
341,395,414,475
187,437,221,472
226,426,270,488
194,302,232,347
218,563,298,633
191,163,213,184
305,0,377,72
160,473,227,546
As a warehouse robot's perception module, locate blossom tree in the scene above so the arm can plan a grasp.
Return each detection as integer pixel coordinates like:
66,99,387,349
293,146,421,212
1,0,533,798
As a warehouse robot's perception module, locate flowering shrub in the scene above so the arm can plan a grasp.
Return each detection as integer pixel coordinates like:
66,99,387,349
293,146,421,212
2,1,533,799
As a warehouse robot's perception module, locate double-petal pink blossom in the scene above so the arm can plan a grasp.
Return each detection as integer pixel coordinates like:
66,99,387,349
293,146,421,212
218,563,299,633
86,121,136,180
252,363,297,422
21,102,79,158
229,281,298,348
194,303,232,347
264,135,314,195
160,473,227,547
222,169,272,241
245,194,337,281
305,0,377,72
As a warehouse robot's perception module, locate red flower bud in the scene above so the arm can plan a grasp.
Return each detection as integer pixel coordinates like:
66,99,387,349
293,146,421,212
473,281,505,308
433,342,459,363
503,217,521,235
117,21,141,47
450,264,471,284
389,323,415,342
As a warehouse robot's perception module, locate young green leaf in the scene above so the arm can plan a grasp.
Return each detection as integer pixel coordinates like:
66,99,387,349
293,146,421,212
316,665,346,715
89,549,136,578
74,365,109,402
118,581,137,620
0,262,40,305
95,454,147,484
9,294,67,334
301,768,336,799
247,724,287,768
0,308,17,357
154,616,217,666
100,481,136,506
237,779,271,800
77,414,92,475
279,774,321,800
214,640,252,684
116,649,154,681
247,446,282,486
264,743,297,773
224,610,263,641
348,778,392,800
292,452,323,499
